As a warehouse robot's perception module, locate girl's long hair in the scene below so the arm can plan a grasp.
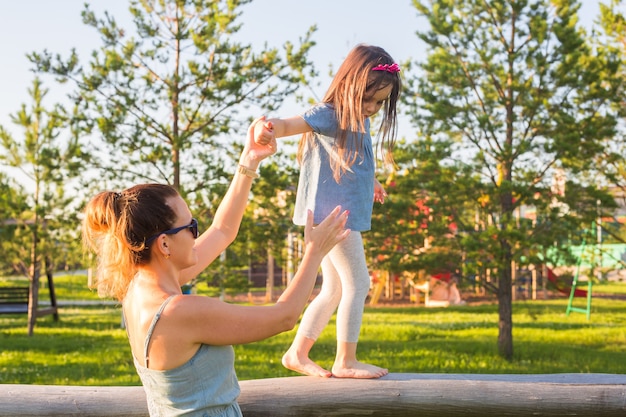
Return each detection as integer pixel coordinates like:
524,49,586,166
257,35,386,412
298,44,402,182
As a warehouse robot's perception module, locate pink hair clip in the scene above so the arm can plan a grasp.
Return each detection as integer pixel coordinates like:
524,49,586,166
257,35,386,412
372,63,400,73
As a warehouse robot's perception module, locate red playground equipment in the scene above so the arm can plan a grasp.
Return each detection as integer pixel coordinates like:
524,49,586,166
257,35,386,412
546,268,588,297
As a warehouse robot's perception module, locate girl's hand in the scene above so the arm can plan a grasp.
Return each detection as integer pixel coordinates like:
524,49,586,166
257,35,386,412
241,116,277,166
373,178,388,204
254,118,274,145
304,206,350,257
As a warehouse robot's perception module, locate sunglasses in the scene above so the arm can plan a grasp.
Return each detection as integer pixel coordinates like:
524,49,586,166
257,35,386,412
145,218,199,245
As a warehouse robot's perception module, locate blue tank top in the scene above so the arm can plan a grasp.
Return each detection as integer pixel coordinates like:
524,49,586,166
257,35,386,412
294,103,375,231
129,296,242,417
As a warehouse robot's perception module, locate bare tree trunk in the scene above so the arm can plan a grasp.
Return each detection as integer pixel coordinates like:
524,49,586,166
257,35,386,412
27,226,40,337
265,250,274,303
45,256,59,321
497,246,513,360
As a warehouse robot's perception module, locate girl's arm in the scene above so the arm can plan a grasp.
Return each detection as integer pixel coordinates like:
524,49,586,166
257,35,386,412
256,116,311,142
179,116,276,283
270,115,311,138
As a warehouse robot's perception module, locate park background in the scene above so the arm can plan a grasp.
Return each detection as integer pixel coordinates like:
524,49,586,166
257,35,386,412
1,0,626,386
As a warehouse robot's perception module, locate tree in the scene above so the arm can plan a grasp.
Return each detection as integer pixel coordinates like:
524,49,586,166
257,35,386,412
369,139,467,279
593,0,626,247
408,0,624,359
27,0,318,296
598,0,626,187
29,0,316,201
0,175,29,276
0,78,85,335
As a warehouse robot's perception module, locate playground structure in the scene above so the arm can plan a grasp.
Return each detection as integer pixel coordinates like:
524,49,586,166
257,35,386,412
367,261,615,311
546,240,626,320
366,201,625,307
1,373,625,416
369,270,465,307
383,186,626,311
367,235,625,311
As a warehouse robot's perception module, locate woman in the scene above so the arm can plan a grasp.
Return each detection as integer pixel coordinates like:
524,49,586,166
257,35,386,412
82,117,350,416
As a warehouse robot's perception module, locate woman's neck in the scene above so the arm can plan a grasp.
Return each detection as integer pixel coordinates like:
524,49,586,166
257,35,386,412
133,267,182,296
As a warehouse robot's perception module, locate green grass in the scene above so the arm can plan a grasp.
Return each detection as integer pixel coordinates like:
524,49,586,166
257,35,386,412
1,275,625,385
593,280,626,295
0,273,103,302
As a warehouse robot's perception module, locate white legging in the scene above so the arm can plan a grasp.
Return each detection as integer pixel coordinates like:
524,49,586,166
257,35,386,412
296,231,370,343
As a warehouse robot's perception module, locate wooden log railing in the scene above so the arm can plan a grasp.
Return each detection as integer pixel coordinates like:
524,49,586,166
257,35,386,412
1,373,625,416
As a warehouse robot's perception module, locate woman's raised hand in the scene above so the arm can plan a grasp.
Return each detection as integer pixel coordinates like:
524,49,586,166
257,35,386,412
304,206,350,257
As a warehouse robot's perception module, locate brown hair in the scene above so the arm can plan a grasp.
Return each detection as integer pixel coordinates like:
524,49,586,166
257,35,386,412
298,44,402,182
82,184,180,301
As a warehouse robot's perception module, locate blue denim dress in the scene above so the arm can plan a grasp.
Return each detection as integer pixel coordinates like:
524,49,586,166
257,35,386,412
294,103,375,232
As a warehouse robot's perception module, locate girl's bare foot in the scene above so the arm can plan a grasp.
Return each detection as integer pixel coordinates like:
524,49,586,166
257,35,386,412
282,350,332,378
331,360,388,379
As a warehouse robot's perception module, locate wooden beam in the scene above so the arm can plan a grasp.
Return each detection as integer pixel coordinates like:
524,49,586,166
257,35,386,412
0,385,146,417
239,373,626,416
1,373,625,416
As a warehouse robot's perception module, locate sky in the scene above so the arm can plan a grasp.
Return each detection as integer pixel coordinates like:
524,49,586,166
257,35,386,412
0,0,424,128
0,0,613,187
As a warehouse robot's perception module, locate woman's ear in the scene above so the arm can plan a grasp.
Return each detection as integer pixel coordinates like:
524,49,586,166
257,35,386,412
153,235,169,258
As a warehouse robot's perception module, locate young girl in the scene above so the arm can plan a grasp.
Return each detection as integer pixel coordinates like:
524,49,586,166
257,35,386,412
82,117,351,416
263,44,402,379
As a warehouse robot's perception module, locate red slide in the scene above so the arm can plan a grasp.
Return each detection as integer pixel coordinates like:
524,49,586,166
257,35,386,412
546,267,587,297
